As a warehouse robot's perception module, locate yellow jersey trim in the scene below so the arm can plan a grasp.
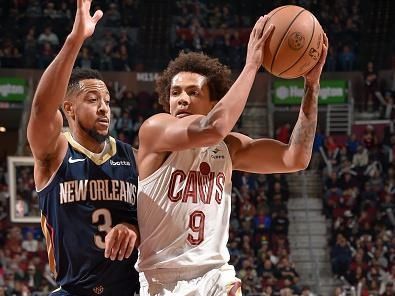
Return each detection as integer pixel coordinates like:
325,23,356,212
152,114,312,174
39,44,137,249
63,131,117,165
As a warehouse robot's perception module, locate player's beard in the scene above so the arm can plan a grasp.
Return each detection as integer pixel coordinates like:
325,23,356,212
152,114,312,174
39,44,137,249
79,121,109,144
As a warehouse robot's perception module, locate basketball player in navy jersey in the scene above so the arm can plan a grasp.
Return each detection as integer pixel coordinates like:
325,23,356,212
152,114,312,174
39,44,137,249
27,1,139,295
136,16,328,295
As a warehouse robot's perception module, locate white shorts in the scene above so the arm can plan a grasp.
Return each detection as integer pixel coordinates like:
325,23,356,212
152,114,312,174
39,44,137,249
139,264,242,296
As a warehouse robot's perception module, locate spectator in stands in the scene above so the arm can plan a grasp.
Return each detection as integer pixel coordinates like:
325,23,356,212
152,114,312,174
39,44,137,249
24,263,42,292
346,133,361,156
37,42,55,69
362,125,378,150
37,26,59,47
381,282,394,296
331,233,353,277
103,3,121,27
363,61,379,112
339,45,356,71
21,232,38,253
381,92,395,120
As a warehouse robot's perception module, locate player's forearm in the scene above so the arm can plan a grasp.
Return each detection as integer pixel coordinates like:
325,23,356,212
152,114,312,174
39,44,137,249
202,64,257,138
287,83,319,169
31,35,84,117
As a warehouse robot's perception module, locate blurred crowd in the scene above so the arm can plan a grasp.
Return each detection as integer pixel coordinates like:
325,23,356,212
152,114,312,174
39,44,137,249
0,0,365,72
0,0,140,70
316,124,395,295
229,172,304,295
171,0,361,71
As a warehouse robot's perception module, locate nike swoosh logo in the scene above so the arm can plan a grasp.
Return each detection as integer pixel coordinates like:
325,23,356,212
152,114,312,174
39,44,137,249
68,157,86,164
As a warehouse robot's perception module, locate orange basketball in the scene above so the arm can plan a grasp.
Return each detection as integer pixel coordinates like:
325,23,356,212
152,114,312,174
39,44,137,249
262,5,324,79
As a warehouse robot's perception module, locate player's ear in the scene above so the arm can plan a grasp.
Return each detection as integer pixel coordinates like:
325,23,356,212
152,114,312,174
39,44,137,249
63,100,75,118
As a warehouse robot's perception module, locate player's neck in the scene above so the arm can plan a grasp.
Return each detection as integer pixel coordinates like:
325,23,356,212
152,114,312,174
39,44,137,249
71,129,106,153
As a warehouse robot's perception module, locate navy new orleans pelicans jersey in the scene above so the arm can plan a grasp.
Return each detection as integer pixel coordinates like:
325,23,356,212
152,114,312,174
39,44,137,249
37,132,138,296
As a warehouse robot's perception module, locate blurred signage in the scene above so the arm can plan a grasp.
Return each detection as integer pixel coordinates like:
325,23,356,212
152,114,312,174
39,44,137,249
136,72,159,82
273,80,347,105
0,77,26,102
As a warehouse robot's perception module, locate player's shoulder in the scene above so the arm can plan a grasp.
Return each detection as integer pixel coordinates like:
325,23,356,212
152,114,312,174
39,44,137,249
141,113,174,128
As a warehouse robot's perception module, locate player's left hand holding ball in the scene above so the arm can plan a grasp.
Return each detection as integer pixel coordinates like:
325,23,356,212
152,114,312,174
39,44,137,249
104,223,139,261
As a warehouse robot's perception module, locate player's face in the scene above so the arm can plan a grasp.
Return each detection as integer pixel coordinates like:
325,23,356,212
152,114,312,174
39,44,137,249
74,79,111,143
169,72,216,118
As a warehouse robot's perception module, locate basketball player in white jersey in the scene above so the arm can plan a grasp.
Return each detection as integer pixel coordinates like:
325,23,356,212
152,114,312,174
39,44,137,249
136,15,328,295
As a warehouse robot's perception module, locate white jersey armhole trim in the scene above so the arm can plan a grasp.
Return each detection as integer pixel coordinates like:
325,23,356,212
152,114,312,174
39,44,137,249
221,140,233,168
35,160,63,193
138,152,177,185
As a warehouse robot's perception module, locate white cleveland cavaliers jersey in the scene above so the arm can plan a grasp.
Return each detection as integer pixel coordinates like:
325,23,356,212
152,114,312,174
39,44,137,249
137,141,233,272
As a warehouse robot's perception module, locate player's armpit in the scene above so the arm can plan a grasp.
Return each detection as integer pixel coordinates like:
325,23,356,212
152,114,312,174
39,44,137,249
225,132,307,174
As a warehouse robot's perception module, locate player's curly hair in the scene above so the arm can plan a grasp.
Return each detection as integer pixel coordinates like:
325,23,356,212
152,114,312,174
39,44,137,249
156,52,233,112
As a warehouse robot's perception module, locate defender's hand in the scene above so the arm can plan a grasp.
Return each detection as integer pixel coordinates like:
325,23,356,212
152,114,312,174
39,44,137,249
246,15,274,71
104,223,139,261
304,33,329,87
70,0,103,42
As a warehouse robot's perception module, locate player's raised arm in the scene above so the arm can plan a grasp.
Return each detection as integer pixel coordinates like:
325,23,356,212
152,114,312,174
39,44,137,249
139,16,274,153
27,0,103,160
226,34,329,174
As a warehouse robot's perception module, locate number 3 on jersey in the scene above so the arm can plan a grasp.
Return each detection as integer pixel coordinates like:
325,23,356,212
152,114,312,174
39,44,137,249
187,210,205,245
92,208,112,249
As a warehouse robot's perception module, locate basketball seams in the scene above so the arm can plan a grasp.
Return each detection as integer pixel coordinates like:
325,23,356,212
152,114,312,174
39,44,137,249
270,7,306,73
278,12,316,78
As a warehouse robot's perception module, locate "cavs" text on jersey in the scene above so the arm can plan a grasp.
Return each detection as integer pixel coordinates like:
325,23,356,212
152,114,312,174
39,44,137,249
167,170,225,204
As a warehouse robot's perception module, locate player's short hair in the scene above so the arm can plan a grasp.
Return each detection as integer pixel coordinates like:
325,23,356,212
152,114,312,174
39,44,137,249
66,68,104,98
156,51,233,112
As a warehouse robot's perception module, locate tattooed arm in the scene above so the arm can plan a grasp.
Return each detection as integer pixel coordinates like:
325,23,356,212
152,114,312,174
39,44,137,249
225,35,328,174
287,83,320,167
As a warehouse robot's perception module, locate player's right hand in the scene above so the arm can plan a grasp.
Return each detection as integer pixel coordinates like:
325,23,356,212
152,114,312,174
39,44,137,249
246,15,274,71
104,223,139,261
70,0,103,42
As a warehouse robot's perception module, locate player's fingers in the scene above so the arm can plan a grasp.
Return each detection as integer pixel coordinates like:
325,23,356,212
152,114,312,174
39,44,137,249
257,24,274,47
104,230,117,258
124,235,137,259
254,16,267,39
77,0,84,9
110,231,125,260
317,35,329,65
92,10,103,24
323,33,328,47
117,233,131,260
250,16,264,39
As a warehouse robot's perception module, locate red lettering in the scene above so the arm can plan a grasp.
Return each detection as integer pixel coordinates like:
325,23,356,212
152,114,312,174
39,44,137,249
182,171,198,203
168,170,186,202
198,172,215,204
215,172,225,204
187,211,205,245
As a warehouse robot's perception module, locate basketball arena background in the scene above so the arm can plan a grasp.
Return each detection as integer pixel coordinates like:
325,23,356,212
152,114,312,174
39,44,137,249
0,0,394,295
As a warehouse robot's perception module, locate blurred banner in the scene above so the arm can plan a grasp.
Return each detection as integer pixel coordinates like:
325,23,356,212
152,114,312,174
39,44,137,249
0,77,27,102
272,79,348,105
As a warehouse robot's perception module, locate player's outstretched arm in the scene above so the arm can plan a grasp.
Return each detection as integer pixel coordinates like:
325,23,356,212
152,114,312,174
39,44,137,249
27,0,103,160
225,34,328,174
139,16,274,153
